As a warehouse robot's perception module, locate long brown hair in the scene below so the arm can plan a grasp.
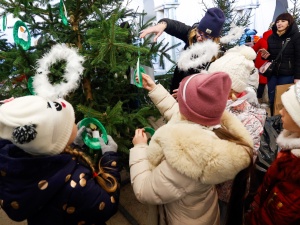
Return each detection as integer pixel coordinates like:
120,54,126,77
213,126,253,225
63,147,118,193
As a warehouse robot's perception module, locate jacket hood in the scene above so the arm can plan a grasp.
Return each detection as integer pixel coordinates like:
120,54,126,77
0,140,75,221
277,129,300,157
147,117,252,184
263,30,272,40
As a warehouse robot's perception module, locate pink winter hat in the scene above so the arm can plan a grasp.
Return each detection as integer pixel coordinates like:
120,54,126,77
177,72,232,126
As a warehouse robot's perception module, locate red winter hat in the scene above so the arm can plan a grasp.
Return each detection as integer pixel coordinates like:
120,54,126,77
177,72,232,126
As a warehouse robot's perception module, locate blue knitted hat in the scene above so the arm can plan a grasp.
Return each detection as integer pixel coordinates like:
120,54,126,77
197,7,225,37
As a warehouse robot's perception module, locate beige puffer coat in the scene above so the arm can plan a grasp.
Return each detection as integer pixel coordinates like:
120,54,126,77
129,84,253,225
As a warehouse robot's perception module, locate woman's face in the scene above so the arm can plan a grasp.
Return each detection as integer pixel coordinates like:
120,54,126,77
196,29,213,42
279,107,300,134
276,20,289,32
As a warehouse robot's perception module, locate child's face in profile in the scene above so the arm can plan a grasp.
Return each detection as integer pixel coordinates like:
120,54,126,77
280,107,300,134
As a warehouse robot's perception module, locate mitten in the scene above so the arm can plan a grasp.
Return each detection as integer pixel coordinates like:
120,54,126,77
99,135,118,154
72,126,86,147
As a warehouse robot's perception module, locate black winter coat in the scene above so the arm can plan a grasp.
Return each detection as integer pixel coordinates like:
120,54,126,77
159,18,208,93
267,22,300,79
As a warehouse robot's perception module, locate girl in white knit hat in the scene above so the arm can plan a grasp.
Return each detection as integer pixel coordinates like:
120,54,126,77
245,81,300,224
0,96,120,225
208,45,267,225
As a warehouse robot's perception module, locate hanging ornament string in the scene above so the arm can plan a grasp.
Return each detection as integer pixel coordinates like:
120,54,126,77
59,0,68,26
13,20,31,50
2,14,7,31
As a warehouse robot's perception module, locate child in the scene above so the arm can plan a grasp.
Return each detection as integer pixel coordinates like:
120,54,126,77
0,95,120,225
208,45,267,224
245,82,300,225
130,72,253,225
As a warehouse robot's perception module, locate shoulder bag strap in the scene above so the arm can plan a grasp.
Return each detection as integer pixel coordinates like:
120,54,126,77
274,38,291,61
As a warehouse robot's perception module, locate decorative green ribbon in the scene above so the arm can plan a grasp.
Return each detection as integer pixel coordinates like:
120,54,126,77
60,0,68,26
2,14,7,31
13,20,31,50
27,76,36,95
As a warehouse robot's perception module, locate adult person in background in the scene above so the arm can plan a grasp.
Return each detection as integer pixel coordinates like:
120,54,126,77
252,27,273,104
139,7,225,95
252,25,272,104
260,13,300,116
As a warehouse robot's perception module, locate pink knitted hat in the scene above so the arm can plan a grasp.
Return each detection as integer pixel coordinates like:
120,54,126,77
177,72,232,126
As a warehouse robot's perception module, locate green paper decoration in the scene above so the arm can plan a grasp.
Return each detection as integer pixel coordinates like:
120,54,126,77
133,57,145,88
2,14,7,31
27,76,36,95
13,20,31,50
59,0,68,26
144,127,155,136
79,118,108,150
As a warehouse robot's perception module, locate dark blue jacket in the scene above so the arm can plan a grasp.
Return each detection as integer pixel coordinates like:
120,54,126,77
0,139,120,225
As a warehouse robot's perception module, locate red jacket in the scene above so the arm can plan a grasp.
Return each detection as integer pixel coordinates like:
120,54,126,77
245,150,300,225
252,30,273,84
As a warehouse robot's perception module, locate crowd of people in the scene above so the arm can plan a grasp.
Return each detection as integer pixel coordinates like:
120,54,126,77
1,7,300,225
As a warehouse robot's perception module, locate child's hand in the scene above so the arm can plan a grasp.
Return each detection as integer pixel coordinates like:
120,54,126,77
132,128,148,146
73,126,87,147
259,48,270,59
136,73,156,91
171,89,179,100
99,135,118,154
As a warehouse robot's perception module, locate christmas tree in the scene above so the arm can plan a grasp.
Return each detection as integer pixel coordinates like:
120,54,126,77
0,0,176,165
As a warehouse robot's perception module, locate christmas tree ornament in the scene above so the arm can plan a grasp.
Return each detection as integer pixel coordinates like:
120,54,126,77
144,127,155,136
13,20,31,50
79,118,108,150
32,44,84,100
133,57,145,88
144,127,155,144
59,0,68,26
27,76,36,95
2,14,7,31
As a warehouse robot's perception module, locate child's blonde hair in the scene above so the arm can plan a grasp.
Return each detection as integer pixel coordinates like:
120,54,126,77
63,147,118,193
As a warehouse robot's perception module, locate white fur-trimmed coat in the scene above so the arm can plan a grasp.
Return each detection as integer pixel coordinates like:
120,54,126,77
129,84,253,225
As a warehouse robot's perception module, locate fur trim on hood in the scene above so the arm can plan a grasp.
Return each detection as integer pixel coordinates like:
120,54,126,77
147,116,252,184
277,129,300,157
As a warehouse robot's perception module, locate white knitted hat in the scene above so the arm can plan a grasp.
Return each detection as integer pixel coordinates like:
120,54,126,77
281,82,300,128
0,95,75,155
208,45,257,93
